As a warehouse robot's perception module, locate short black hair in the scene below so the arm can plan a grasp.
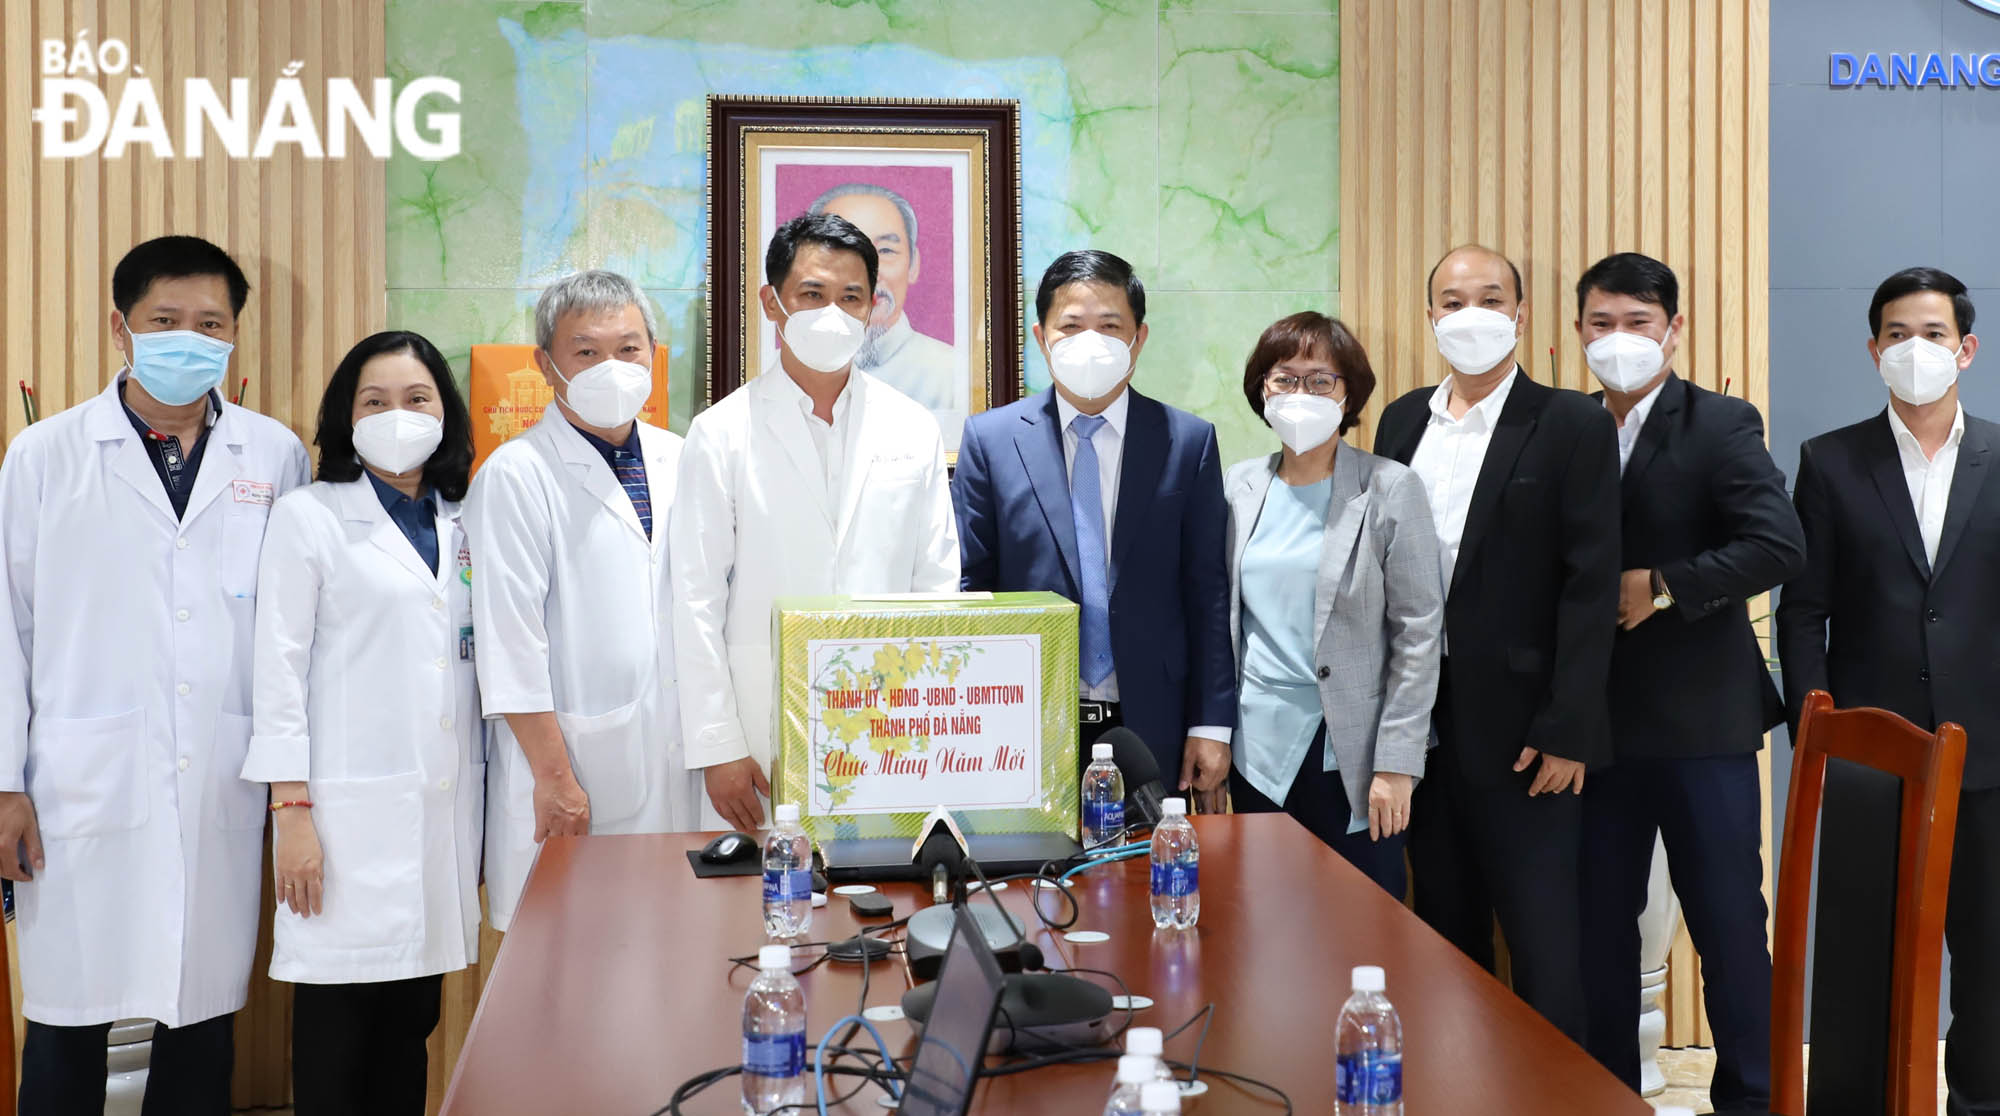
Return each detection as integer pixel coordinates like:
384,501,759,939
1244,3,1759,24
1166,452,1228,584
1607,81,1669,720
1242,311,1376,435
1869,267,1976,338
1576,252,1679,320
1035,250,1146,327
765,212,879,296
112,235,250,317
1425,246,1523,306
314,331,474,502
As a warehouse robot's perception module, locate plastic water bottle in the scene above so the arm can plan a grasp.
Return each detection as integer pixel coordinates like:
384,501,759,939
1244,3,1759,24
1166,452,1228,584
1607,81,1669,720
741,944,806,1116
1122,1026,1174,1081
1139,1080,1181,1115
1149,797,1199,930
1081,742,1126,847
1102,1054,1155,1115
762,804,812,939
1334,965,1403,1115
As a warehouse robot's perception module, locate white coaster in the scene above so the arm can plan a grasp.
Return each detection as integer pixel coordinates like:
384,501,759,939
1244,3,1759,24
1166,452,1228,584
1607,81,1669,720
862,1004,905,1024
968,880,1008,892
1109,995,1153,1011
1063,930,1110,944
1177,1080,1209,1097
810,892,828,908
832,884,877,895
1030,877,1075,890
877,1097,900,1110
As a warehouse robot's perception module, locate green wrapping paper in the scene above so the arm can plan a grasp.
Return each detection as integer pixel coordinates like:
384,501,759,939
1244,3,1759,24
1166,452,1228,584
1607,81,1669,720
771,592,1080,845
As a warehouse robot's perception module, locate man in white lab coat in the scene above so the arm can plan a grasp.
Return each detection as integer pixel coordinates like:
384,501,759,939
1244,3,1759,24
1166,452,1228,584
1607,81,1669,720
0,236,311,1115
465,269,695,932
673,212,960,832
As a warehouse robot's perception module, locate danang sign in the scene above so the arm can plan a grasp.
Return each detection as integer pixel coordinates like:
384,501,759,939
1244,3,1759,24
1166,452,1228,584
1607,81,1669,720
1829,52,2000,88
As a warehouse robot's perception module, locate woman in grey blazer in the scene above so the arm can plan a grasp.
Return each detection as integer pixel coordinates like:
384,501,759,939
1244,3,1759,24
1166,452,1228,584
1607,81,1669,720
1225,312,1444,896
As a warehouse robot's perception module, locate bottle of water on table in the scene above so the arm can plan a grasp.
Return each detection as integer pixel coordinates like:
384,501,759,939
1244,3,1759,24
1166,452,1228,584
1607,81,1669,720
1102,1054,1155,1116
741,944,806,1116
1081,742,1126,847
1138,1080,1182,1114
1149,797,1199,930
762,803,812,939
1123,1026,1174,1081
1335,964,1403,1115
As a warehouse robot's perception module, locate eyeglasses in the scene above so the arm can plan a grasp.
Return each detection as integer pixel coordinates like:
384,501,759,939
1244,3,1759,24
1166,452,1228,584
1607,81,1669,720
1264,371,1342,396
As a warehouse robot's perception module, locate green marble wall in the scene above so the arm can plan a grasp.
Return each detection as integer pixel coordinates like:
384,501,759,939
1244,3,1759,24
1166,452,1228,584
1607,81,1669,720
385,0,1337,467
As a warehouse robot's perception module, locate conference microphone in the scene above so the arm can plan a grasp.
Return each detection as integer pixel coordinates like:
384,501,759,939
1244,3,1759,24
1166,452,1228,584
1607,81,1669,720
917,825,967,906
1101,727,1165,829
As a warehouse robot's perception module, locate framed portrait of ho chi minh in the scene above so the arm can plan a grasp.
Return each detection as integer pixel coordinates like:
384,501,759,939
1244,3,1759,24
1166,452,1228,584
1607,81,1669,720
706,95,1023,457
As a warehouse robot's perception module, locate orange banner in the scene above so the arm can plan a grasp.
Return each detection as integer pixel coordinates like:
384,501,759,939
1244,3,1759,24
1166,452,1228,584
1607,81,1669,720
467,344,671,474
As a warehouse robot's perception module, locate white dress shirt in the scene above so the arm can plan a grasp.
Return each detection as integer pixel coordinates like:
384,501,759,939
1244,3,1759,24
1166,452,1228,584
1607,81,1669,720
1607,376,1669,473
1409,367,1519,595
1053,389,1227,746
768,367,855,500
1886,401,1966,567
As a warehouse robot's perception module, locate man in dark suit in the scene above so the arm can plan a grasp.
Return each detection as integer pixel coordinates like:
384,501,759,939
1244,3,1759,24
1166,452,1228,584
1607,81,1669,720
1572,253,1804,1113
1777,267,1999,1116
952,250,1235,807
1374,244,1620,1042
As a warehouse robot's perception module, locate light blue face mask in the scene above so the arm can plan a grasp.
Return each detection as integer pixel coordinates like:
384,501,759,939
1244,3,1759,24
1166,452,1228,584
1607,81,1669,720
125,327,233,406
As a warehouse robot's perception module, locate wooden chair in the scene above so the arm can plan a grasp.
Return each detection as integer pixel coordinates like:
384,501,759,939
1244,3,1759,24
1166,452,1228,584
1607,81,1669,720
1,898,14,1116
1773,690,1965,1116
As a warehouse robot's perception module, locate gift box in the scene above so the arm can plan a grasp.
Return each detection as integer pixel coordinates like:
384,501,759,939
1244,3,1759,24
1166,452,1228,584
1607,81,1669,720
771,592,1079,844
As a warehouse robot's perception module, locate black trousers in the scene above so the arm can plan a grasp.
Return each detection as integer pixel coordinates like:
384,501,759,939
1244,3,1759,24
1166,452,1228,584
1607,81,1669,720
1579,752,1772,1114
1946,787,2000,1116
1408,744,1588,1044
292,975,444,1116
20,1013,234,1116
1228,723,1407,898
1809,770,2000,1116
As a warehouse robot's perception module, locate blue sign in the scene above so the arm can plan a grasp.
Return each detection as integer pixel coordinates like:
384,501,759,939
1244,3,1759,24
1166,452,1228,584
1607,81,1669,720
1830,52,2000,87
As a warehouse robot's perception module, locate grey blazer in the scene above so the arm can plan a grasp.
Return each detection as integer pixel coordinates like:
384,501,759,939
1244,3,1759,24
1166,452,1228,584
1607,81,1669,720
1225,446,1444,824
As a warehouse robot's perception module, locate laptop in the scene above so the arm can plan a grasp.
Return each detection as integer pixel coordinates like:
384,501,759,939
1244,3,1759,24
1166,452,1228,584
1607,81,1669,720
896,904,1006,1115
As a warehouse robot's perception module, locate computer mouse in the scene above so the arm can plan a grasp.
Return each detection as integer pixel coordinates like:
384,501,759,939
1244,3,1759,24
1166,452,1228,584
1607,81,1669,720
699,831,759,865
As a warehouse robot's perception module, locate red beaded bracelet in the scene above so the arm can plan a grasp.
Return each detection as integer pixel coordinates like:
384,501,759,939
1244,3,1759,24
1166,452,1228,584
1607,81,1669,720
268,800,313,812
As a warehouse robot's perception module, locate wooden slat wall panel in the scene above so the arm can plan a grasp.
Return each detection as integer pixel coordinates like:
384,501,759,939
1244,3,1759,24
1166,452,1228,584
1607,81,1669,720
0,0,383,450
0,2,388,1106
1339,0,1771,1050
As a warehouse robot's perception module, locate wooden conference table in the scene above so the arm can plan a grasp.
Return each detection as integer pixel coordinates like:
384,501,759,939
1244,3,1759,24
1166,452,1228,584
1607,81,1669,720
442,815,1651,1114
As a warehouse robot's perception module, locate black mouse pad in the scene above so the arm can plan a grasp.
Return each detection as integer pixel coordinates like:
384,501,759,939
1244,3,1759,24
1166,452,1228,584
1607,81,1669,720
686,851,761,878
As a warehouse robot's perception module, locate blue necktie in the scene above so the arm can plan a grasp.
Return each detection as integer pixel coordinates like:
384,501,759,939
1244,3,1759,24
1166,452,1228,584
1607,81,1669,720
1069,414,1114,687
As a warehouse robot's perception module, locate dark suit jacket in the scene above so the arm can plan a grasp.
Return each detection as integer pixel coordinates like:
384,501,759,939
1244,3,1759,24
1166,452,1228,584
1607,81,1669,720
1776,409,2000,789
1597,375,1805,759
951,387,1236,779
1375,371,1621,780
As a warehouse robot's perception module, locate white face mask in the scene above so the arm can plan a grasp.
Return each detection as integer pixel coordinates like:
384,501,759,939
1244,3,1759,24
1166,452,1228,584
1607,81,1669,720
1877,337,1964,406
554,356,651,428
1584,329,1671,394
779,301,868,373
1432,307,1520,376
1263,392,1345,455
352,409,444,477
1046,330,1133,401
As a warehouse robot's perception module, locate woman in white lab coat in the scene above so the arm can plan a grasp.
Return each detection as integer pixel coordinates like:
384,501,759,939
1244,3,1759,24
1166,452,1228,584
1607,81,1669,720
242,331,482,1116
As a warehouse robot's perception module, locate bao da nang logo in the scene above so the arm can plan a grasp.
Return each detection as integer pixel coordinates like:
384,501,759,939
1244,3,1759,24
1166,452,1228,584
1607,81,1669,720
31,30,461,160
1969,0,2000,14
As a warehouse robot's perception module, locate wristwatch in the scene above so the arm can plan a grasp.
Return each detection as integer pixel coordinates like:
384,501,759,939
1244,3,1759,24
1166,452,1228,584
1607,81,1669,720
1650,569,1674,611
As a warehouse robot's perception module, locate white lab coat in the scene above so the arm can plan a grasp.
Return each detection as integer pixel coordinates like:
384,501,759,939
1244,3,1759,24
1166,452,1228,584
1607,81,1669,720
463,406,695,931
670,369,959,823
243,479,483,983
0,377,309,1027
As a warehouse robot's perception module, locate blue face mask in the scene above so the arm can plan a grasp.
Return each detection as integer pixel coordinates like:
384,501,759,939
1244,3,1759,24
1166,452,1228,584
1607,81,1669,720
125,327,233,406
